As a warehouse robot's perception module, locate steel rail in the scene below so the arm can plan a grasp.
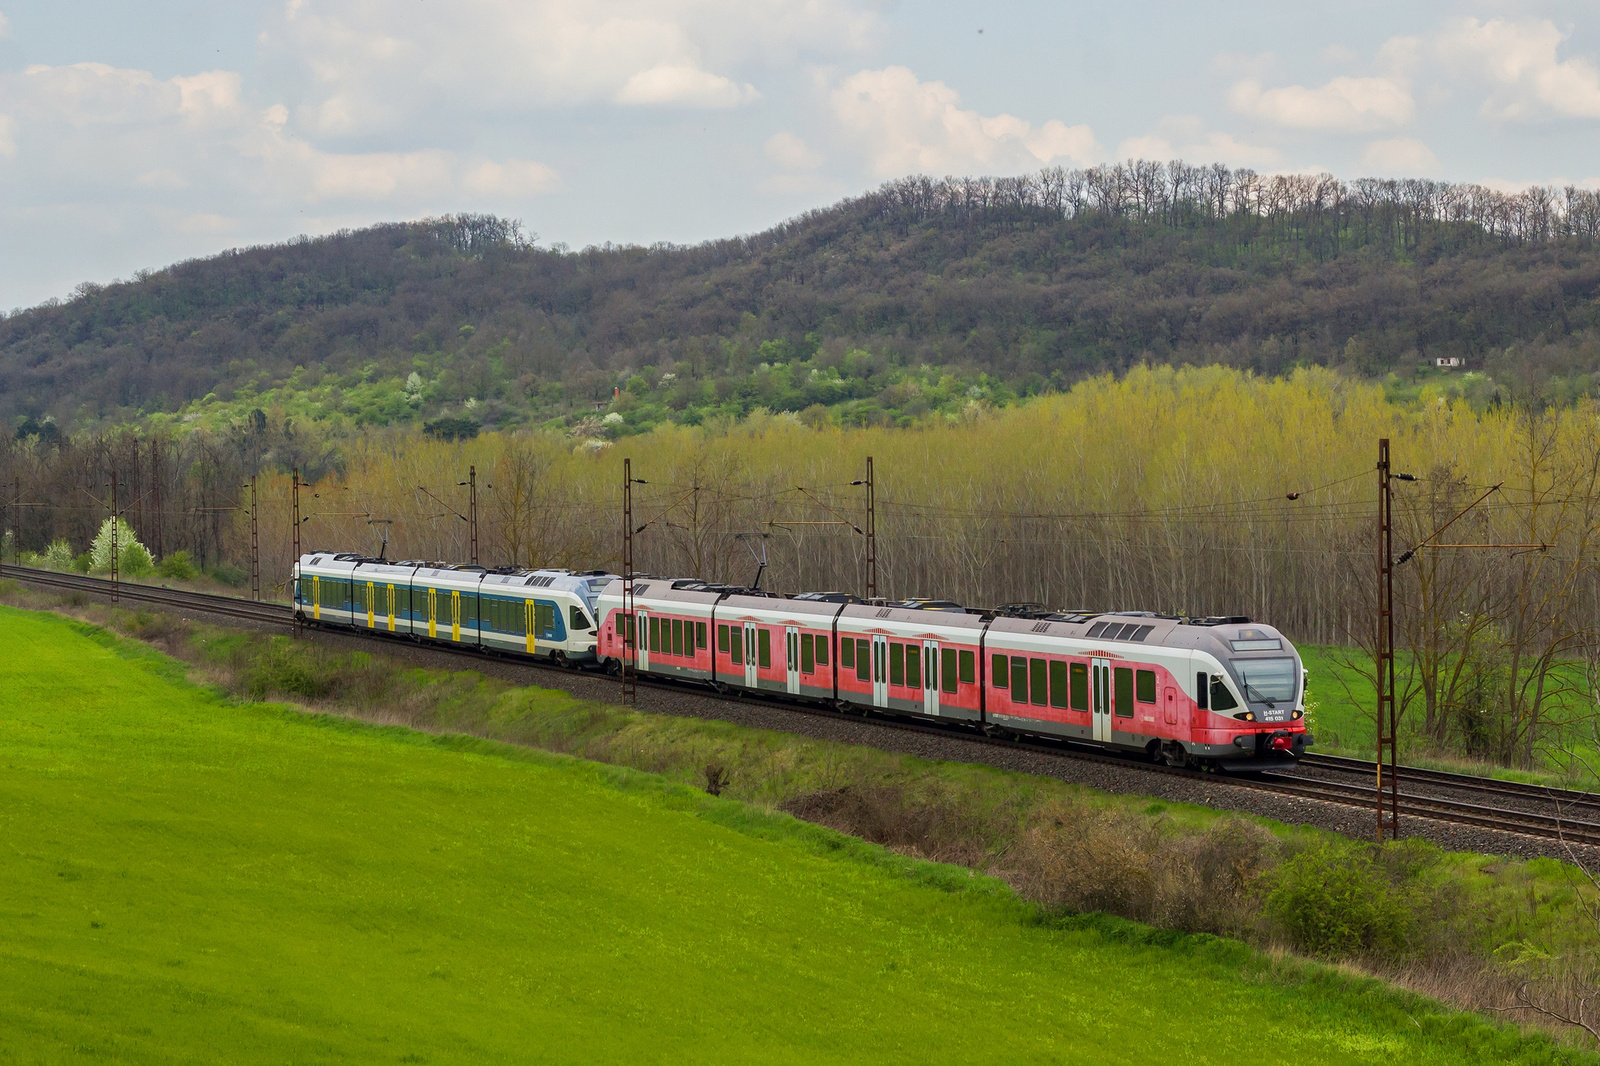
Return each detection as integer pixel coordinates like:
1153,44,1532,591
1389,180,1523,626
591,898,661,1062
1301,752,1600,812
9,563,1600,847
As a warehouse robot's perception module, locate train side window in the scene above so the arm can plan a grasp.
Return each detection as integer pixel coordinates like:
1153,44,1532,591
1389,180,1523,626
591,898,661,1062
942,649,958,694
856,640,870,681
890,644,905,686
730,628,743,665
906,646,920,689
719,624,730,653
959,650,975,685
626,614,636,648
649,616,660,652
1209,675,1239,711
673,618,684,656
992,654,1008,688
1010,657,1029,704
801,633,815,673
841,636,855,668
1049,661,1069,708
1030,658,1048,705
696,622,707,651
758,629,771,668
1136,669,1157,703
1114,667,1134,717
1195,671,1209,710
569,605,588,632
816,634,828,666
1070,662,1089,710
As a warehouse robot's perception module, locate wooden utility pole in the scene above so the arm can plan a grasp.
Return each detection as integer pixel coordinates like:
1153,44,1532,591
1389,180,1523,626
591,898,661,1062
621,458,637,706
1375,439,1399,841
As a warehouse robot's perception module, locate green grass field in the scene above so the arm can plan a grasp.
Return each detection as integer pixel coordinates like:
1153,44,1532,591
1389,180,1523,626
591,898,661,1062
0,606,1577,1064
1298,643,1600,787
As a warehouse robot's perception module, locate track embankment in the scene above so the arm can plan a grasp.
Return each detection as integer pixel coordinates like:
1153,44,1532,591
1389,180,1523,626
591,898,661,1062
7,563,1597,861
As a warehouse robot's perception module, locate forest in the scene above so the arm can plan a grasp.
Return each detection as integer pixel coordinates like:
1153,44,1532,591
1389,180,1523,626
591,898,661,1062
10,365,1600,773
4,160,1600,437
10,162,1600,773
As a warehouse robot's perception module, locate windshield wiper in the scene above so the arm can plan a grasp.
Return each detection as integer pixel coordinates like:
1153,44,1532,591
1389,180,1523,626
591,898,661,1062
1241,676,1277,708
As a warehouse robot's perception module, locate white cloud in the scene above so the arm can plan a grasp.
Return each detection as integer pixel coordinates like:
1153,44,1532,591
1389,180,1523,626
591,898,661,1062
1116,115,1279,169
1439,17,1600,120
0,61,560,207
1230,75,1413,130
0,11,10,40
273,0,875,133
1359,136,1439,176
830,66,1098,176
615,64,751,108
765,131,822,170
460,158,562,196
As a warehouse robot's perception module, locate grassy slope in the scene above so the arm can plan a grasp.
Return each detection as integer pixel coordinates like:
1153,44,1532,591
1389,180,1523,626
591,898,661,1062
0,607,1573,1065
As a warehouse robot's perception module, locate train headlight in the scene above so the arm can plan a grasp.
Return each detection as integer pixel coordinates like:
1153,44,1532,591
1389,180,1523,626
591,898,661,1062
1232,711,1256,722
1292,709,1303,719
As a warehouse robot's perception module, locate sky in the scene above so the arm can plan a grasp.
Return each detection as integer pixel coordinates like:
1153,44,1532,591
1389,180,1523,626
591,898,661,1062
3,0,1600,310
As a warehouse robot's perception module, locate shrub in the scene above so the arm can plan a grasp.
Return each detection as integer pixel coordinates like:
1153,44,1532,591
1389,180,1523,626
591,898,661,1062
120,541,155,577
244,639,330,700
208,562,247,587
42,539,74,571
156,550,199,580
1009,801,1279,936
1263,842,1416,959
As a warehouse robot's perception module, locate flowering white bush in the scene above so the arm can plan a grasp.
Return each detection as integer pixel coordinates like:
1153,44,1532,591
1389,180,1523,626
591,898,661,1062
90,517,153,576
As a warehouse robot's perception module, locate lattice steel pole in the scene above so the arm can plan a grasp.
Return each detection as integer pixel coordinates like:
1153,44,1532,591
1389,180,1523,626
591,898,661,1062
865,455,877,601
292,468,302,636
468,465,479,566
151,438,163,561
249,474,260,602
1376,438,1399,841
110,470,119,603
621,458,637,705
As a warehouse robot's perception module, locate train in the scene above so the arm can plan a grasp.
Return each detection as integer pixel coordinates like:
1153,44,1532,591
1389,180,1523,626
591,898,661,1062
293,551,1312,770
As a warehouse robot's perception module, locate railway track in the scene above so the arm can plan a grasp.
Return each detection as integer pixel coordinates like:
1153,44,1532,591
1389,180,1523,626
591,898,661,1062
9,562,1600,848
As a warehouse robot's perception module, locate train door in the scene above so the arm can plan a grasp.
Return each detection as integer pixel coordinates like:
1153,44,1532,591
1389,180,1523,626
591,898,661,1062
1163,686,1178,726
923,639,940,716
1092,657,1112,743
313,576,321,622
428,587,437,638
366,581,376,628
525,600,537,655
743,623,759,687
450,590,461,642
785,627,801,695
386,584,396,633
872,634,888,708
637,610,651,671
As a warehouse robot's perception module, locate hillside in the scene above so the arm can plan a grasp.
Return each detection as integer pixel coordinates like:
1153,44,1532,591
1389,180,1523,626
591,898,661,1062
0,604,1579,1064
6,162,1600,434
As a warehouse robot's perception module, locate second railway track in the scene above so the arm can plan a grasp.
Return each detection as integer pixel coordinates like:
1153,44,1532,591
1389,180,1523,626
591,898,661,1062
9,563,1600,850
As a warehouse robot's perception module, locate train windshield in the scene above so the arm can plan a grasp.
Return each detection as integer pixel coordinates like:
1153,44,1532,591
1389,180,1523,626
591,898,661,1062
1233,658,1298,705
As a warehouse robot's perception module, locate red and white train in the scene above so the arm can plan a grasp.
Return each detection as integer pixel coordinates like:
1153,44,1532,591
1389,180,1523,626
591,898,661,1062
593,579,1311,769
291,551,1312,769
